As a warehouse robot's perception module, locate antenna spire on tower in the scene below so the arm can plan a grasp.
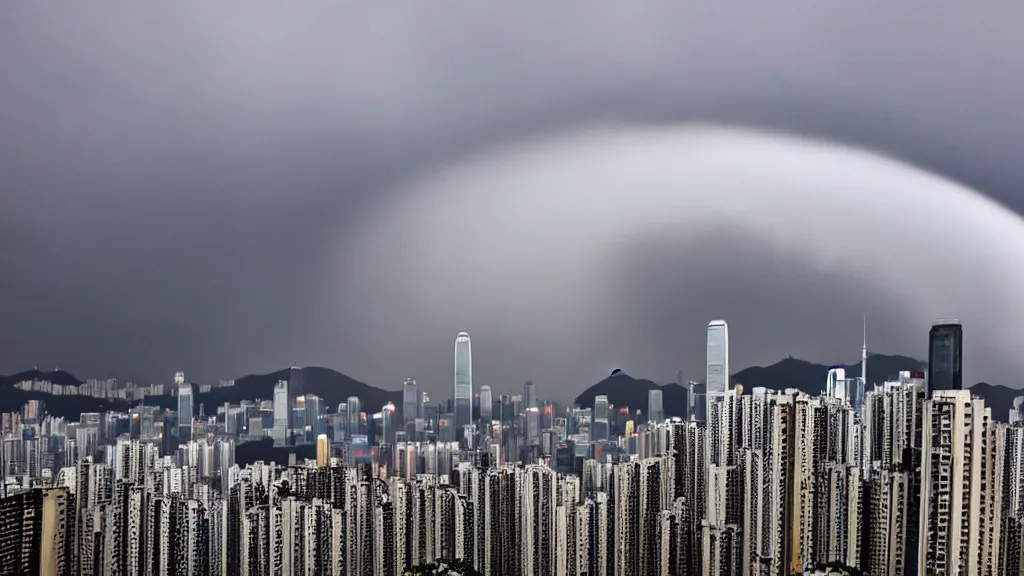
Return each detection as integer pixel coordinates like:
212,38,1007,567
861,312,868,384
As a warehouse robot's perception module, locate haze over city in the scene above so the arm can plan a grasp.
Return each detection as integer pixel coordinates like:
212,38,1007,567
3,3,1024,401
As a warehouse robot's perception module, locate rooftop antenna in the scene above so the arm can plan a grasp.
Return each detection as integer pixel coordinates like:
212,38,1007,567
862,313,868,382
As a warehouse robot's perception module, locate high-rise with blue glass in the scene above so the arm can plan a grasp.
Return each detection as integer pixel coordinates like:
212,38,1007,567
454,332,472,443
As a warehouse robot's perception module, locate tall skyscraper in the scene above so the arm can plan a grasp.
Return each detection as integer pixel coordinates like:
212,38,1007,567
524,380,536,410
287,366,304,438
826,367,847,403
316,434,329,467
593,395,610,441
347,396,361,439
288,365,304,397
928,321,963,393
177,383,194,443
403,378,419,425
303,394,321,443
454,332,473,439
273,380,289,445
861,313,868,388
381,402,395,442
648,389,664,423
706,320,729,417
479,385,493,424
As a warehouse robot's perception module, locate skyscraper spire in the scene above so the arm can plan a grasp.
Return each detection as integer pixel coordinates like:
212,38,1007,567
861,312,868,386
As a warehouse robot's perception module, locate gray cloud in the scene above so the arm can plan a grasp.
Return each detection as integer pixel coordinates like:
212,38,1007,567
1,3,1022,400
337,126,1024,401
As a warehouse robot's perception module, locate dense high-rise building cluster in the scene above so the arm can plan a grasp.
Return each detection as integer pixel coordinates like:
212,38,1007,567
1,322,1023,575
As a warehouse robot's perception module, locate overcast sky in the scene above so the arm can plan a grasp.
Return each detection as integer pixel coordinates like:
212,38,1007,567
2,3,1022,402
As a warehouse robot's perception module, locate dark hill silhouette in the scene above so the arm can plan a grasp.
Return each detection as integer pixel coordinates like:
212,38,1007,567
575,354,1021,422
0,369,122,419
0,369,83,389
196,366,402,416
730,354,926,396
0,388,127,420
965,382,1022,422
3,355,1020,422
573,371,690,418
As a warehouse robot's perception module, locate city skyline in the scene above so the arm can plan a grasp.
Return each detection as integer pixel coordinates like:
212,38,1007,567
3,317,1011,406
2,319,1023,575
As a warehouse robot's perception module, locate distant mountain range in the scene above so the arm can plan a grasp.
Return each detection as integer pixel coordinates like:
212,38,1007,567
1,354,1021,422
0,369,127,419
199,367,402,414
0,367,402,421
574,354,1022,422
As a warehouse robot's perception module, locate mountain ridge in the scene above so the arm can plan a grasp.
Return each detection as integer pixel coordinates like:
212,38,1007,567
2,355,1020,421
574,354,1020,422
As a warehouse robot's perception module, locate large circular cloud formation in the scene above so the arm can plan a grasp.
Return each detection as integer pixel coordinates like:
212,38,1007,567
335,125,1024,397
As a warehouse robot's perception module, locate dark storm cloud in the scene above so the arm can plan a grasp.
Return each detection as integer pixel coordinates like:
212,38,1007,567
1,3,1022,398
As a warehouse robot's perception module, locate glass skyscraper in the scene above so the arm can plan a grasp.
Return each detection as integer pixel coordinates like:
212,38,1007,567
593,395,610,441
273,380,289,445
288,365,304,397
523,380,536,410
706,320,729,409
928,321,963,393
403,378,419,425
347,396,361,439
648,389,664,423
479,385,493,424
454,332,472,441
177,383,193,443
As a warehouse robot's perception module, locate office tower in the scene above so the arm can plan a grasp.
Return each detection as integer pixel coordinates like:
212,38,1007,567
177,383,193,443
287,366,304,440
826,367,846,403
706,320,729,424
928,320,963,393
525,407,541,447
524,380,536,410
918,389,1004,572
648,389,664,424
439,413,456,443
860,313,868,400
316,434,329,467
288,365,304,398
403,378,419,425
381,402,394,443
334,403,348,443
347,397,361,439
299,394,321,444
1011,396,1024,424
454,332,473,439
479,385,493,424
593,395,610,441
273,380,289,445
